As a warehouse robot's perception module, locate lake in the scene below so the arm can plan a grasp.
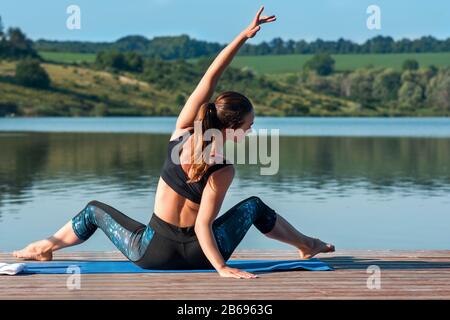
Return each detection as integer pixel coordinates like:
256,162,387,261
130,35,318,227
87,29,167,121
1,117,450,252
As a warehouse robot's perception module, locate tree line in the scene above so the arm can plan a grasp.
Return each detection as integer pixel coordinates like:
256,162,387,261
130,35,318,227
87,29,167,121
34,34,224,60
0,17,39,59
240,36,450,55
93,49,280,96
35,34,450,59
300,53,450,113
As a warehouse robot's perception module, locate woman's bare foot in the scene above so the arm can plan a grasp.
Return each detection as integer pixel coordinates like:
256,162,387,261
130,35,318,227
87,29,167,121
13,240,53,261
298,238,335,260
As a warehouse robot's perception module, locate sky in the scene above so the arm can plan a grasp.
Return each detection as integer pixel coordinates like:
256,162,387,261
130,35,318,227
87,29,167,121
0,0,449,44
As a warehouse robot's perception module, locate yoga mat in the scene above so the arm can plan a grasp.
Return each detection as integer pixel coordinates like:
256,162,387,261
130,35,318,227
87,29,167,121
21,258,332,274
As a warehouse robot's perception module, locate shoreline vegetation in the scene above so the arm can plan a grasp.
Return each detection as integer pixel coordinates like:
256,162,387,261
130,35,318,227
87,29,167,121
1,18,449,117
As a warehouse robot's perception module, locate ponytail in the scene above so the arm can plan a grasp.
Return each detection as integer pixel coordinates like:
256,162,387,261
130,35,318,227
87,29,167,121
186,91,253,183
187,102,223,183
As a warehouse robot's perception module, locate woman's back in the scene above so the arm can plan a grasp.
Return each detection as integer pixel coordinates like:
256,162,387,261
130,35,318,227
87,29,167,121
153,127,232,227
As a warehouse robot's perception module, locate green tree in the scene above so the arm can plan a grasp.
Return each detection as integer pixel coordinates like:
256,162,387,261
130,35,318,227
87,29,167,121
269,96,283,108
124,52,143,72
363,35,394,53
0,16,5,55
426,68,450,112
373,69,401,102
92,103,108,116
428,65,438,77
402,59,419,71
4,27,38,58
0,102,18,116
96,50,126,70
15,59,51,89
304,72,340,96
346,69,378,107
0,16,4,38
290,103,310,115
96,50,145,72
401,69,430,87
175,94,186,107
270,37,286,54
303,53,335,76
398,81,424,111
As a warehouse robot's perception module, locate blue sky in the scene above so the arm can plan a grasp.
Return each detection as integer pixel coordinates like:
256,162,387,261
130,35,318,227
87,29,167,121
0,0,448,44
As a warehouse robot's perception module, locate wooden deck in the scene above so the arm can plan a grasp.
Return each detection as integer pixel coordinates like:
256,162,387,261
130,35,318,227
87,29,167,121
2,250,450,300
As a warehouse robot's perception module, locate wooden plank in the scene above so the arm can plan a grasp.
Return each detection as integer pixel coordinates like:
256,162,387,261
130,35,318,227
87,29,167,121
2,250,450,299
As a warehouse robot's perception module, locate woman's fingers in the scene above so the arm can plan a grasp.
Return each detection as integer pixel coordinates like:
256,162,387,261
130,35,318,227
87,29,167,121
261,15,275,20
255,5,265,21
260,15,276,24
222,269,258,279
251,6,264,27
248,6,275,37
233,269,258,279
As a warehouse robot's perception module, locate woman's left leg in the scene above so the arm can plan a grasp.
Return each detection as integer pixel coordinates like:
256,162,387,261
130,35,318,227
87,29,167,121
212,196,334,261
211,196,277,261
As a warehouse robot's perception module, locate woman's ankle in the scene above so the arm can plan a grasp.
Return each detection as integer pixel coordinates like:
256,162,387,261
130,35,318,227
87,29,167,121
36,238,56,253
296,237,315,251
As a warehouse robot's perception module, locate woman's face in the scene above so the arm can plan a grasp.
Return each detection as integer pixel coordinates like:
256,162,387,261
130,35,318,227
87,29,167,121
224,109,255,143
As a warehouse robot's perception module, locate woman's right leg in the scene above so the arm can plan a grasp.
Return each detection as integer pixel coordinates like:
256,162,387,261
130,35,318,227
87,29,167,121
14,200,155,262
13,220,79,261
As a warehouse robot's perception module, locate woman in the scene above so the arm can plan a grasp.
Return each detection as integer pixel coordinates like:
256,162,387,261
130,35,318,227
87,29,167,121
13,6,334,279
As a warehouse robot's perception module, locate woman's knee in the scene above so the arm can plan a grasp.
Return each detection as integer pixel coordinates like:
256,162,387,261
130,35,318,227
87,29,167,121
72,201,100,241
243,196,262,205
245,196,273,210
86,200,101,208
85,200,109,213
246,196,277,234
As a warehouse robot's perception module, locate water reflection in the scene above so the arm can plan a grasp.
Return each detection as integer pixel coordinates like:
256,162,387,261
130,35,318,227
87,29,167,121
2,133,450,207
1,132,449,250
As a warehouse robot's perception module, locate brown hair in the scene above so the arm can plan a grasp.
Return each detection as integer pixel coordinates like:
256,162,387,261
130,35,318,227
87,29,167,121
187,91,253,183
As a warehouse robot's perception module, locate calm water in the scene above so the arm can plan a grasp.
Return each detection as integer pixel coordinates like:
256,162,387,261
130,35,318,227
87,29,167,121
1,117,450,252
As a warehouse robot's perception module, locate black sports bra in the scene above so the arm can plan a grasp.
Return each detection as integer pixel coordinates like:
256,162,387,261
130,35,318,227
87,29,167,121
160,129,232,204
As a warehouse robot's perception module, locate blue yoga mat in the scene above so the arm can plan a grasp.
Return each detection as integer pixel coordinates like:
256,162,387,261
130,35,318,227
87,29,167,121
22,258,332,274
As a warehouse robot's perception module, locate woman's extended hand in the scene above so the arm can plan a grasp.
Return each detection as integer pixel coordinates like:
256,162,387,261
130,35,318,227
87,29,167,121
242,5,276,39
217,265,259,279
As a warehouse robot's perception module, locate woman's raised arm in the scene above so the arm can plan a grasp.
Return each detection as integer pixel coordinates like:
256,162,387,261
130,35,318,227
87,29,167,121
175,5,276,130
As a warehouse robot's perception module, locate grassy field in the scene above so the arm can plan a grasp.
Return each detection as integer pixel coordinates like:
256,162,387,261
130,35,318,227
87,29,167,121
40,50,450,74
230,52,450,74
39,51,97,64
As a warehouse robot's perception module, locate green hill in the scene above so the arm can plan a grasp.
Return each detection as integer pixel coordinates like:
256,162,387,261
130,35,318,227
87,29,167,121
0,60,360,117
0,61,172,116
230,53,450,74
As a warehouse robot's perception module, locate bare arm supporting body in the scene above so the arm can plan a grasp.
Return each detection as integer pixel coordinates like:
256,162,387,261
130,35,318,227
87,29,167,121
195,166,257,279
194,166,234,270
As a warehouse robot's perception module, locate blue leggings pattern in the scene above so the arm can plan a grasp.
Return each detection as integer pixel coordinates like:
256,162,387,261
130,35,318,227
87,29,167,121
211,196,278,260
71,196,277,267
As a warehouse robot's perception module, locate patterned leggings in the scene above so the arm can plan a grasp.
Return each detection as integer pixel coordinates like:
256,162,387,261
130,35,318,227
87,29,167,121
71,196,278,269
